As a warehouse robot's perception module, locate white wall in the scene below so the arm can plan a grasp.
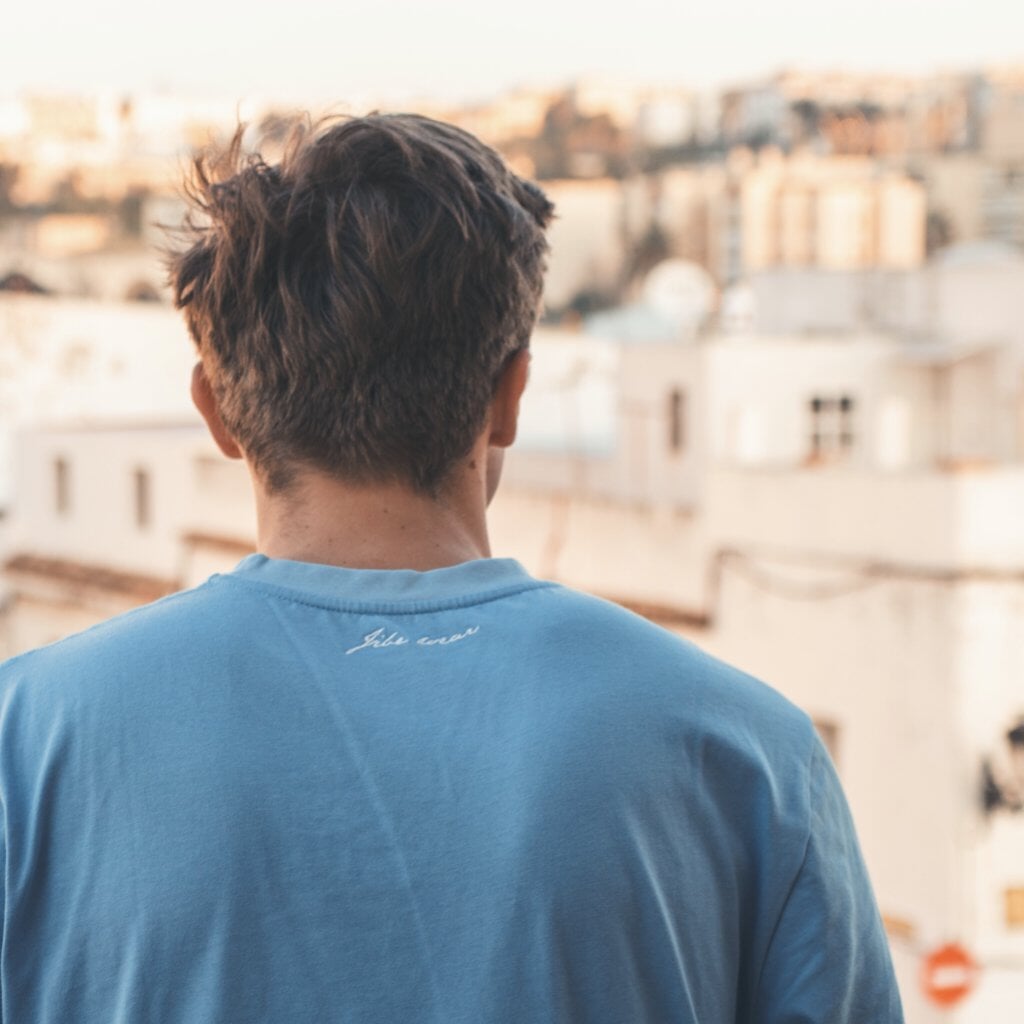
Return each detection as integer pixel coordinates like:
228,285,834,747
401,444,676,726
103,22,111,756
9,424,211,580
490,487,709,612
706,465,1024,571
0,295,197,503
704,337,919,469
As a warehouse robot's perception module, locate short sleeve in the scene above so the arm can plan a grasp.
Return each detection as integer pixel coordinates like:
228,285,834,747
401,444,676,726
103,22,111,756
752,735,904,1023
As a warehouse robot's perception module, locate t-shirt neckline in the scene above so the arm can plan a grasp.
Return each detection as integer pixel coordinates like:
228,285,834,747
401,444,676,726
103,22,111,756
222,553,548,613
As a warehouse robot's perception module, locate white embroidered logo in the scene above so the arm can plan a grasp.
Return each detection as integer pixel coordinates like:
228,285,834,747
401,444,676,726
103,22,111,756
345,625,480,656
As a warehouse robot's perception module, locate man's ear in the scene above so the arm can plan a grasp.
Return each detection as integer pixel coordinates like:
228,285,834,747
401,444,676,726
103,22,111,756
488,349,530,448
191,363,244,460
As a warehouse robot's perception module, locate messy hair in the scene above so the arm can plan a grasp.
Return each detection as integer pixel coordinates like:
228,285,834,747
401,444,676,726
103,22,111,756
167,113,554,494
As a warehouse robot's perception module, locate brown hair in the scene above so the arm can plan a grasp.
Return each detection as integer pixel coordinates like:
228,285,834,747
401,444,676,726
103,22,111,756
167,113,554,494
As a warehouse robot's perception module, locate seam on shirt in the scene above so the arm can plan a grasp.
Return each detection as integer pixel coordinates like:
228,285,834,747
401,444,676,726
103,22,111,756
747,719,816,1012
214,571,559,615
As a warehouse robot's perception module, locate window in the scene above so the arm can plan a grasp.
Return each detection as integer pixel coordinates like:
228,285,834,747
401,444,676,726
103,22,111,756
667,388,686,453
54,457,70,516
133,468,151,529
809,394,856,460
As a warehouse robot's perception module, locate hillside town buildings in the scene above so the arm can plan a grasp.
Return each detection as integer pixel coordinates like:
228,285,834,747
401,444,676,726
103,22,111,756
3,64,1024,313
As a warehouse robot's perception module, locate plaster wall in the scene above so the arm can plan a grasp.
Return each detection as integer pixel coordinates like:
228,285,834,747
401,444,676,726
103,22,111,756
8,424,210,580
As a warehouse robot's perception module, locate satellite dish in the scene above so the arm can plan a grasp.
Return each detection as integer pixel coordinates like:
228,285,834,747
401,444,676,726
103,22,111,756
641,259,716,336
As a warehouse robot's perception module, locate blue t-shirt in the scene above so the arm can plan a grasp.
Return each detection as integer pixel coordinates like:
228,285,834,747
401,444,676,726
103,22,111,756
0,555,903,1022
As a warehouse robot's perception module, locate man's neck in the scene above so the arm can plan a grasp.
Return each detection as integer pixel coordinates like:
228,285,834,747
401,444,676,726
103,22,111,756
252,465,492,572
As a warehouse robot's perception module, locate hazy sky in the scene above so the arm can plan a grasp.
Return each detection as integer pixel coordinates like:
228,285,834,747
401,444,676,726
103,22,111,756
7,0,1022,103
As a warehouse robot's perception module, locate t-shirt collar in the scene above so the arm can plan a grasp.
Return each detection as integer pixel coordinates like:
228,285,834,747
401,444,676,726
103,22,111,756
226,553,544,611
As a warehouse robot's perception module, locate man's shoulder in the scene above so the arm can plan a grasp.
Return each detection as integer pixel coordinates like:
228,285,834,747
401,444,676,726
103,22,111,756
526,582,815,752
0,576,232,703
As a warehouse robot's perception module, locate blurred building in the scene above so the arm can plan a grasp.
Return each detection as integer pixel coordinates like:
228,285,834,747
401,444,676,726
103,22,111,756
981,166,1024,249
743,241,1024,372
5,69,1023,324
29,214,113,257
981,67,1024,164
539,149,929,315
731,149,927,273
440,87,555,150
539,178,633,310
914,155,1024,253
649,150,927,285
0,243,171,302
1,421,252,652
0,294,196,502
715,67,1022,160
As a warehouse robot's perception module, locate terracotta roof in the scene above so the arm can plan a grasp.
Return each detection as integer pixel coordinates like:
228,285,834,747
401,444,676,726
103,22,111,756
4,553,179,602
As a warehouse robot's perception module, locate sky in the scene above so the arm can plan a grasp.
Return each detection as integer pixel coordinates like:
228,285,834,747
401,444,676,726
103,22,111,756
6,0,1023,104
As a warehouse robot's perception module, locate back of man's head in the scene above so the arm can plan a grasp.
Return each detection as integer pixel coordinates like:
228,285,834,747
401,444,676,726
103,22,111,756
168,114,554,495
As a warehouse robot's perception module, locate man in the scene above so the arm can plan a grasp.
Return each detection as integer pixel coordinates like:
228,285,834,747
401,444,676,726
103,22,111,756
0,114,903,1022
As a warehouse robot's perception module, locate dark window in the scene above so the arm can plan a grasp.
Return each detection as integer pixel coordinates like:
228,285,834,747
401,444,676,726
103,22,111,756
54,457,70,515
133,468,151,529
668,388,686,453
838,396,855,449
809,394,856,458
